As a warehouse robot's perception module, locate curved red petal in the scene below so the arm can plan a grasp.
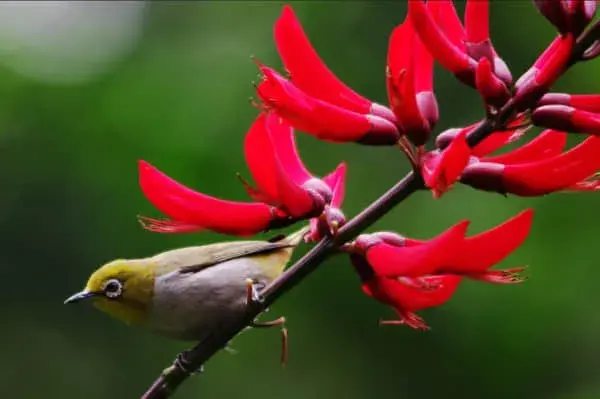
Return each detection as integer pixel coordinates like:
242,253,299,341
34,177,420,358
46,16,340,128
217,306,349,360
504,136,600,196
264,113,313,185
472,124,529,157
427,0,466,50
366,220,469,277
138,160,275,236
274,5,371,114
475,57,510,108
364,274,462,313
484,129,567,164
387,16,414,79
323,162,347,208
465,0,489,43
422,129,471,197
395,68,431,146
271,156,317,220
409,0,474,76
243,113,280,204
414,26,434,93
443,209,534,274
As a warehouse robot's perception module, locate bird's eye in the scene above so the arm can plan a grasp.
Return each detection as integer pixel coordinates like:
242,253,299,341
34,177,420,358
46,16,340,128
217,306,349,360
103,279,123,299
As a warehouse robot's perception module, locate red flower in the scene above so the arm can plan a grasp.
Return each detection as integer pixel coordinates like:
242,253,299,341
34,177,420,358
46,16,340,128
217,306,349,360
347,210,533,329
357,209,532,283
273,5,395,122
138,113,346,236
350,250,462,330
460,135,600,196
420,128,471,198
254,61,400,146
408,0,511,87
359,271,462,331
386,12,439,146
513,34,575,111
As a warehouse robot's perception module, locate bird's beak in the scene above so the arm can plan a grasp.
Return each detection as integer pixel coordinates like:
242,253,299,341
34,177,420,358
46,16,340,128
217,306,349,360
64,290,96,304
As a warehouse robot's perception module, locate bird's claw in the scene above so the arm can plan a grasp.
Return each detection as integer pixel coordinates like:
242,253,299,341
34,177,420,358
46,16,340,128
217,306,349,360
244,279,289,367
245,278,265,306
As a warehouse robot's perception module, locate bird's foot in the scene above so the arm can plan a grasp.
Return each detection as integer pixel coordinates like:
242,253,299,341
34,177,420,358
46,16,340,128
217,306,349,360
245,279,288,367
251,317,288,368
245,278,266,307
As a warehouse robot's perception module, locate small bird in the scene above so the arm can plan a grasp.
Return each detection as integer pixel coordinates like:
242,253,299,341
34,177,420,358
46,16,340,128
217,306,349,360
64,226,309,343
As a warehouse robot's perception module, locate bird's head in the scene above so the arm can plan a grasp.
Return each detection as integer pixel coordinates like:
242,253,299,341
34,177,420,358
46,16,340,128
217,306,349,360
64,259,156,325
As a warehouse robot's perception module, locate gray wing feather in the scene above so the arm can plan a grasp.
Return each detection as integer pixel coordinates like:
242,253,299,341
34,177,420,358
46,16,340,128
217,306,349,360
151,240,293,275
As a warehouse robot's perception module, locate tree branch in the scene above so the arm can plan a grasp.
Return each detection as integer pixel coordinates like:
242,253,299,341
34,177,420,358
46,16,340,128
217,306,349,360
140,22,600,399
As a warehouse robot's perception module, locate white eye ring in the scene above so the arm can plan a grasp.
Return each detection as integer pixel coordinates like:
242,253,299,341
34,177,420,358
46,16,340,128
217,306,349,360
103,279,123,299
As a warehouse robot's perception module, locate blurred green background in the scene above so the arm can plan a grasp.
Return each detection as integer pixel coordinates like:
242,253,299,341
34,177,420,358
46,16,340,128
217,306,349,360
1,1,599,398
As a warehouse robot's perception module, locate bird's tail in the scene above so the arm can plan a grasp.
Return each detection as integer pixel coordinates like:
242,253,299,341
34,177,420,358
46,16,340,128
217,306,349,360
282,224,311,247
258,225,310,279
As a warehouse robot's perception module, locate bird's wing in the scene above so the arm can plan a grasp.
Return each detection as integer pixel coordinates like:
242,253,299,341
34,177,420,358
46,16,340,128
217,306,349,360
153,240,294,275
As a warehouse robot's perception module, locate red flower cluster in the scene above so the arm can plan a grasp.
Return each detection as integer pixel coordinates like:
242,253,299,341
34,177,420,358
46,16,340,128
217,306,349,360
138,112,346,238
137,1,600,330
349,209,533,329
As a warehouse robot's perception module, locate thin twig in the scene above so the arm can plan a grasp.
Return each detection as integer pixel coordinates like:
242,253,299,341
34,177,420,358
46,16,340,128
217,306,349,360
140,22,600,399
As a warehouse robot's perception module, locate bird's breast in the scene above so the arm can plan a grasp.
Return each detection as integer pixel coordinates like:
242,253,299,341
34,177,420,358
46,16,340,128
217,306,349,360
146,257,274,341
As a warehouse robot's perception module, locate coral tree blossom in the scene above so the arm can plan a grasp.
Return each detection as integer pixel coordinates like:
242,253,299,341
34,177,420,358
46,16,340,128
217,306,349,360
348,210,533,329
138,112,346,237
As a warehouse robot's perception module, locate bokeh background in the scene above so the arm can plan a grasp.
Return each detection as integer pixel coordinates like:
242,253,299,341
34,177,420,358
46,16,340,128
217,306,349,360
1,1,599,398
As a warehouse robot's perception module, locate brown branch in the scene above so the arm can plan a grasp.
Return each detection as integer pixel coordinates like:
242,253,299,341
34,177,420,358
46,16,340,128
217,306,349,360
140,22,600,399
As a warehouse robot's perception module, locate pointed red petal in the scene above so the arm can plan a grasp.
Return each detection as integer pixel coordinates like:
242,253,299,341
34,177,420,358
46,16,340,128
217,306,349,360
484,129,567,164
396,67,431,146
444,209,534,273
264,113,313,185
366,220,469,277
427,0,466,50
472,124,530,157
243,113,280,204
465,0,489,43
409,0,474,77
475,57,510,108
138,160,276,236
363,274,462,315
514,34,574,110
421,129,471,197
274,5,372,114
387,16,414,79
323,162,347,208
504,136,600,195
414,27,439,129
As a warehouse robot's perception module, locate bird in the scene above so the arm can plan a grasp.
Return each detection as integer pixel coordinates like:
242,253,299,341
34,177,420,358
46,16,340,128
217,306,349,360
64,226,309,344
